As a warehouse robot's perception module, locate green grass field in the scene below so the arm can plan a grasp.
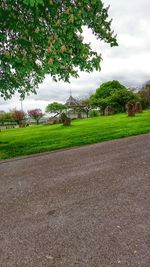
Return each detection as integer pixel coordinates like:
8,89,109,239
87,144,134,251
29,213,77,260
0,111,150,160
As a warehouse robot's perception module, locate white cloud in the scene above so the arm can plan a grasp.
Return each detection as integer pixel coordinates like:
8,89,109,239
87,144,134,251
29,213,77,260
0,0,150,112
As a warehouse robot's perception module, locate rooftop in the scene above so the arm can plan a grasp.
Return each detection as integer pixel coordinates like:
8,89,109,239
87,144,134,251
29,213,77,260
65,95,79,107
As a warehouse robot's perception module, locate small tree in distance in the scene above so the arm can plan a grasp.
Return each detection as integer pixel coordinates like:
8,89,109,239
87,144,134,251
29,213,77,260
78,98,92,118
11,110,26,127
28,109,44,125
46,102,66,117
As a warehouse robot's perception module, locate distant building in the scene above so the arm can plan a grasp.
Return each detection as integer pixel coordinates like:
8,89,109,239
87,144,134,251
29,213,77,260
65,92,86,119
65,95,79,107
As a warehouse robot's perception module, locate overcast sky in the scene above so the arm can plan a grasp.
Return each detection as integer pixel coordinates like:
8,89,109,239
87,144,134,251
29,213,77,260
1,0,150,112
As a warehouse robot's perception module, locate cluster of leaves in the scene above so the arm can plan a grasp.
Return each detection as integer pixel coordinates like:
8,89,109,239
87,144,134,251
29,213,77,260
0,0,117,99
90,80,140,113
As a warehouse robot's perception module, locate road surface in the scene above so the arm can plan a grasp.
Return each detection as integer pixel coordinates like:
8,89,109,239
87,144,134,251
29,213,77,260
0,134,150,267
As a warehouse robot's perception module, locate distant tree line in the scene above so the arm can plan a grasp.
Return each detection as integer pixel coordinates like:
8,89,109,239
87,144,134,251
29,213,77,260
46,80,150,119
0,109,44,127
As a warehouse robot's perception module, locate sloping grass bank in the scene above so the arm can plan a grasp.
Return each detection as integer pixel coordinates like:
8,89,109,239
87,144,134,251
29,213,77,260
0,110,150,159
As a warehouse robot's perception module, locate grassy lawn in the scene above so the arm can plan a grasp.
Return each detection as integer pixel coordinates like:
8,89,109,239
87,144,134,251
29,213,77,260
0,110,150,160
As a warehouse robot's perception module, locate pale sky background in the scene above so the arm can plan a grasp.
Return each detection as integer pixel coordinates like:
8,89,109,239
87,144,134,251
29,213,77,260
0,0,150,112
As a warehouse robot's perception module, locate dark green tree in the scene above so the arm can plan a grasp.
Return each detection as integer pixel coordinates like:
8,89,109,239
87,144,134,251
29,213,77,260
109,88,140,112
0,0,117,99
91,80,126,114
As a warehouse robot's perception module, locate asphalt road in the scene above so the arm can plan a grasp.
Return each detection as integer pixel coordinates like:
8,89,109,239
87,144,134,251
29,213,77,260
0,134,150,267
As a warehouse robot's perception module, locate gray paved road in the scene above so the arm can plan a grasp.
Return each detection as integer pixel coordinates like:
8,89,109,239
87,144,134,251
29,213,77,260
0,134,150,267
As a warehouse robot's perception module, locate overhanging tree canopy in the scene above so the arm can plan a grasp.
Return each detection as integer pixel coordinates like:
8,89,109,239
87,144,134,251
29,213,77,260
0,0,118,99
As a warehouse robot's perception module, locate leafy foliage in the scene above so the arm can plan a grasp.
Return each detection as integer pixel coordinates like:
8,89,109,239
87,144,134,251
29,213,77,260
0,0,117,99
94,80,126,98
46,102,66,115
109,88,140,112
28,108,44,124
91,80,138,113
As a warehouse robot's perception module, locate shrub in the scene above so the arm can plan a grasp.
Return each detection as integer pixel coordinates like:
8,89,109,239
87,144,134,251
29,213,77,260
89,110,99,117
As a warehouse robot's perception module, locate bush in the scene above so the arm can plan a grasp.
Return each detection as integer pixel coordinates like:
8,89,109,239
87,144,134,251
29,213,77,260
0,112,14,125
89,110,99,117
